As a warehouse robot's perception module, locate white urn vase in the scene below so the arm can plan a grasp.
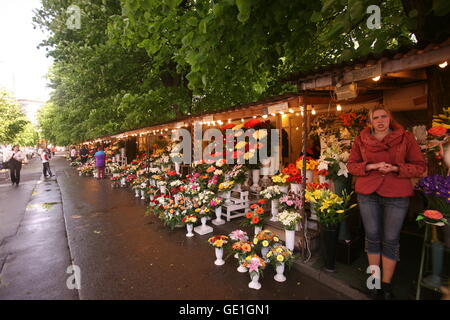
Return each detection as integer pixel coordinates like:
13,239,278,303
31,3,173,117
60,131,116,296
194,216,213,235
212,207,225,225
285,229,296,251
248,272,262,290
271,199,279,222
279,185,289,194
186,223,194,237
261,246,270,260
214,247,225,266
237,259,248,273
159,185,166,194
140,189,146,200
254,225,262,236
290,183,302,195
274,262,286,282
120,177,126,187
134,189,140,197
250,169,261,192
174,162,181,174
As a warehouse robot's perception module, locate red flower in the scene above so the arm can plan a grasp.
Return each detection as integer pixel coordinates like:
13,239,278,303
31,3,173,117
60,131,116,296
251,216,260,224
246,212,253,219
428,126,447,137
423,210,444,220
257,199,266,205
222,123,236,131
244,119,261,129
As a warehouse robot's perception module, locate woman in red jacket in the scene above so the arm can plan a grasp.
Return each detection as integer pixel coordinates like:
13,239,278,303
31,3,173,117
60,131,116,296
347,105,426,299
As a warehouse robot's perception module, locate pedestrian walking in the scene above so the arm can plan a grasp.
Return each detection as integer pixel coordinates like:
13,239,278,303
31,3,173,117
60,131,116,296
51,146,56,156
41,149,53,178
347,105,426,300
80,145,89,164
94,146,106,179
4,145,25,186
70,146,77,162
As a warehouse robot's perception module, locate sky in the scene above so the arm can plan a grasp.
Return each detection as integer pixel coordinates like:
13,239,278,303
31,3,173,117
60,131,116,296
0,0,53,103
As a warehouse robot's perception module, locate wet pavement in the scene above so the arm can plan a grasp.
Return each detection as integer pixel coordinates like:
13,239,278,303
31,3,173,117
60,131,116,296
0,154,349,300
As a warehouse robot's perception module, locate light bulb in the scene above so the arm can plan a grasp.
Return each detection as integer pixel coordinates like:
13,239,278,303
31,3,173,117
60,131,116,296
439,61,448,68
336,104,342,111
262,114,268,119
289,109,294,113
271,113,276,116
372,75,381,81
311,108,316,115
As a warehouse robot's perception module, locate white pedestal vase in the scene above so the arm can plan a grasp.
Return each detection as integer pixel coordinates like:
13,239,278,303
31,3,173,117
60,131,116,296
290,183,302,195
174,162,181,175
214,247,225,266
185,224,194,237
150,179,156,185
285,229,296,251
274,263,287,282
79,172,82,176
254,225,262,236
248,272,262,290
221,191,232,206
270,199,279,222
149,194,155,206
250,169,261,192
194,217,213,235
305,170,314,183
242,175,251,191
140,189,146,200
134,189,140,198
120,177,126,187
212,207,225,225
159,185,166,194
120,148,125,158
260,158,271,188
237,260,248,273
319,176,331,186
279,185,289,194
261,246,270,260
115,154,120,162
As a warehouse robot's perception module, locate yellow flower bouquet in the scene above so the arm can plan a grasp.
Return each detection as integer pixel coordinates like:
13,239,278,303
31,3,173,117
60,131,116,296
266,245,295,268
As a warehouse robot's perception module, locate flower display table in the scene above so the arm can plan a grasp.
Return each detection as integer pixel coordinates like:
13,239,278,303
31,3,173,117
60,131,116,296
222,190,251,222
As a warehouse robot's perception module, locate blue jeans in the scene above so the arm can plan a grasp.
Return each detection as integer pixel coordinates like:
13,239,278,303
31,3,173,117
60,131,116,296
357,193,410,261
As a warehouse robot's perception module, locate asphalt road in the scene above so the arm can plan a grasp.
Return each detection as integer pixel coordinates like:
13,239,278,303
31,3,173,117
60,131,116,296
0,154,348,300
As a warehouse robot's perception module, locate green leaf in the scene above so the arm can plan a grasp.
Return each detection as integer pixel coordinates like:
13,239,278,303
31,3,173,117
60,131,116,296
236,0,251,23
164,0,182,10
199,18,208,34
182,31,194,46
187,16,198,27
310,11,322,23
321,0,337,13
349,0,365,22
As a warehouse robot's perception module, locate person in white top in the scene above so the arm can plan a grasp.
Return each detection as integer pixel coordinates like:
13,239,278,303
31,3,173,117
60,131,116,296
70,147,77,162
6,145,25,186
41,149,53,178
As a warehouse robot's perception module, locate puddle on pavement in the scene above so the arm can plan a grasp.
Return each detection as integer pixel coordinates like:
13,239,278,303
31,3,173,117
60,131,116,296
71,215,82,219
26,202,60,212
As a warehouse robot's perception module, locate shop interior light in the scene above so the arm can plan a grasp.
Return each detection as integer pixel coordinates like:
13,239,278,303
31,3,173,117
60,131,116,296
289,109,294,113
262,114,268,119
372,75,381,81
301,111,304,116
311,107,316,115
336,104,342,111
439,61,448,68
253,115,257,118
228,119,231,123
271,113,276,116
295,113,300,116
241,118,244,122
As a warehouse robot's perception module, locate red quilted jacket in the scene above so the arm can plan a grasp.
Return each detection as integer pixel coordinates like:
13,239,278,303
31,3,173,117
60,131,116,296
347,123,426,197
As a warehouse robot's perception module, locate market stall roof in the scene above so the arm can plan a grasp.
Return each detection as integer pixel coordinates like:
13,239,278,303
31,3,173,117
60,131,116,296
85,91,332,143
284,37,450,92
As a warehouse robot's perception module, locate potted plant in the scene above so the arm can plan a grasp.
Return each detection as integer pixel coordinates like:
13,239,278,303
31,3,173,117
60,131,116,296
260,186,284,221
207,235,229,266
276,210,301,251
252,229,281,260
241,200,267,235
266,245,295,282
242,254,266,290
182,215,198,237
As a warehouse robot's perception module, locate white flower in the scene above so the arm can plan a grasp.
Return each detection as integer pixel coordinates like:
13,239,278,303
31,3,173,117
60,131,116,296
214,169,223,176
337,162,349,178
317,160,329,171
339,151,350,163
216,159,225,167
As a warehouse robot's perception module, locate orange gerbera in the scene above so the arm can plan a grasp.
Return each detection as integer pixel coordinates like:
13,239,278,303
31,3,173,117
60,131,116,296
252,216,260,224
282,168,290,175
290,168,300,176
256,207,264,215
257,199,266,205
288,163,296,170
242,243,252,252
250,203,258,209
246,212,254,219
232,242,241,250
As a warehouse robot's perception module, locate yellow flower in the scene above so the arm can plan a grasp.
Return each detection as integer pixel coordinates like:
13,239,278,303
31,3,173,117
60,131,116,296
273,236,280,242
277,255,284,262
253,129,267,140
253,238,258,245
266,251,273,257
232,124,243,131
244,151,255,160
336,210,344,213
195,208,201,212
235,141,247,150
262,240,269,247
214,240,224,247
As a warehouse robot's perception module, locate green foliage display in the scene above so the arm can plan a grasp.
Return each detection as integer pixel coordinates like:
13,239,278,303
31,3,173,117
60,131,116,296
0,90,29,144
34,0,449,145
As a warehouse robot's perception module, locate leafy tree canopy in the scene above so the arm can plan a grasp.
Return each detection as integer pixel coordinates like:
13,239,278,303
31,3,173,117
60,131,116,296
34,0,450,145
0,90,29,145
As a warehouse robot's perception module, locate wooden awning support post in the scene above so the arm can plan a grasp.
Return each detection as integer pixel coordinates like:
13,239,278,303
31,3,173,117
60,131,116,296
299,93,308,260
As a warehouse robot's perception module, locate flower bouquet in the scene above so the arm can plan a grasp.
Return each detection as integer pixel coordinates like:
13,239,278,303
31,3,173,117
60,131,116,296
228,229,249,242
242,200,267,233
243,254,267,290
182,215,198,237
276,210,301,230
253,230,281,250
267,245,295,282
416,210,448,226
415,175,450,219
279,194,302,211
260,186,283,200
208,235,229,266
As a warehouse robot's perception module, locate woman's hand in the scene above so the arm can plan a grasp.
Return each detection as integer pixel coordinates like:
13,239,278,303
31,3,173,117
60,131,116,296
366,162,386,171
378,163,399,174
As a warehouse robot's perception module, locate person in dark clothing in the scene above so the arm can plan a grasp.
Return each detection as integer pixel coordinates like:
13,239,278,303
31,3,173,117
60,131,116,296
6,145,25,186
80,145,89,164
41,149,53,178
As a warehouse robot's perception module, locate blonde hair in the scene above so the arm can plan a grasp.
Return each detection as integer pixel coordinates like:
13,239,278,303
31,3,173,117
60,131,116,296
368,105,396,127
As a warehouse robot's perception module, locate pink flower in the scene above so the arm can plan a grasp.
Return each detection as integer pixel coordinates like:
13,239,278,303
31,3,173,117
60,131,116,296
286,200,293,206
248,258,262,272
